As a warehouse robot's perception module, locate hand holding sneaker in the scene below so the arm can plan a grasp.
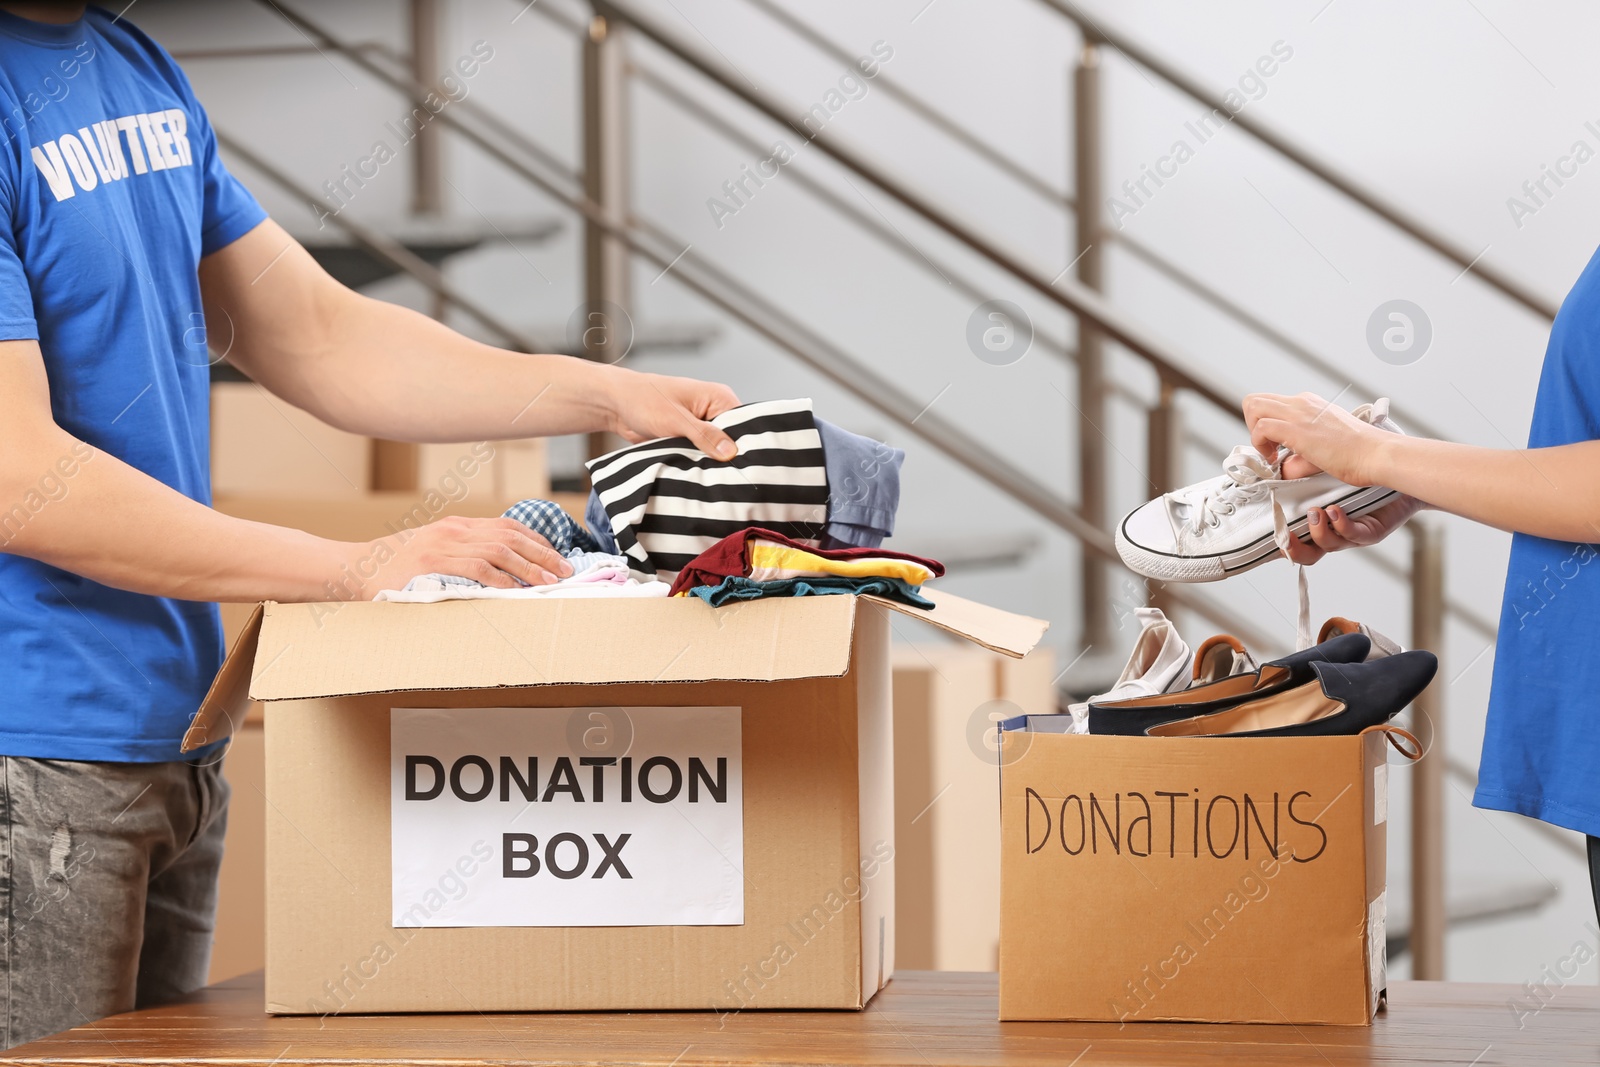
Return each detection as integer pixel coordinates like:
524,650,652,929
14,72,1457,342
1243,392,1428,564
1115,397,1406,647
1288,494,1426,564
1244,391,1401,487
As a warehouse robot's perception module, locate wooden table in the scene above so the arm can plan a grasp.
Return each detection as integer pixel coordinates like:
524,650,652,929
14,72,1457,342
3,971,1593,1066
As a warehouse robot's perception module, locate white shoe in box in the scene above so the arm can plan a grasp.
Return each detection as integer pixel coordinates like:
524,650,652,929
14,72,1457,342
1065,607,1191,733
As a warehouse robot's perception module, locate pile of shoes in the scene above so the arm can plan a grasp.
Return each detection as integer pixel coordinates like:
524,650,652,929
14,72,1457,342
1004,393,1437,739
1006,607,1435,739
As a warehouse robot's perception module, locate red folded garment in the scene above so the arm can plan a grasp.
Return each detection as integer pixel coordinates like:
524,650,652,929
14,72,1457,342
668,527,945,598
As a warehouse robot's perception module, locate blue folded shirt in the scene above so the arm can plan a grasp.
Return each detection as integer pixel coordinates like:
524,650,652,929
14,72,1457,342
686,575,932,609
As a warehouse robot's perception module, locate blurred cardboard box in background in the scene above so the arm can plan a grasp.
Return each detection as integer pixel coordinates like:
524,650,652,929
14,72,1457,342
892,644,1055,972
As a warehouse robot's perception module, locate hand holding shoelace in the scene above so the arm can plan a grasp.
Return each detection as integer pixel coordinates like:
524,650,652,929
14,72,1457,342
1243,391,1426,564
1244,391,1393,485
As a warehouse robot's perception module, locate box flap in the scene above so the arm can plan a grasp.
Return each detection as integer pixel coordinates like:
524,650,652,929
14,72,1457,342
247,594,860,701
181,602,264,753
864,587,1048,659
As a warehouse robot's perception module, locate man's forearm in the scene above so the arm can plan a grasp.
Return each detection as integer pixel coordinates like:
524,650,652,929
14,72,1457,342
203,221,739,457
297,289,626,443
1372,434,1600,543
0,432,349,602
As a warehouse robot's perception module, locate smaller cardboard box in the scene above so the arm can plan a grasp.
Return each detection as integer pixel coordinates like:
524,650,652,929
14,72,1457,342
187,589,1046,1015
998,730,1391,1025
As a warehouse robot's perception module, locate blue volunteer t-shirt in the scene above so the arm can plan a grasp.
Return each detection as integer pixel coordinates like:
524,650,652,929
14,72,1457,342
1476,242,1600,837
0,8,266,761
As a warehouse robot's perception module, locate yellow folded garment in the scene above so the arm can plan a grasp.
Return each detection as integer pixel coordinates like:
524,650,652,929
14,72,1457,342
746,541,937,585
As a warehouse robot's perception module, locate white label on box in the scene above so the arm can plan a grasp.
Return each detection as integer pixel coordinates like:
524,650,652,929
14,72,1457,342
1367,889,1388,1005
389,706,743,927
1373,762,1388,826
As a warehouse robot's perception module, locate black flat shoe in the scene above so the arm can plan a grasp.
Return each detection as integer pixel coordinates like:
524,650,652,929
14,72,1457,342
1144,650,1438,738
1087,632,1371,736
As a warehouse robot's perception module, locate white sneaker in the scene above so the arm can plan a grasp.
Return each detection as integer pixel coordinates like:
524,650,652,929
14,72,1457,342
1066,607,1191,732
1114,398,1405,584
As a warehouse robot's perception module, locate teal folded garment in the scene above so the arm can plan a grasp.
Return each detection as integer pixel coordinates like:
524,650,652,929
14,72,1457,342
687,575,933,609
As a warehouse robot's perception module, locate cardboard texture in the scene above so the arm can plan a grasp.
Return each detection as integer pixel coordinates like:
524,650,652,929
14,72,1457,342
208,721,266,983
190,591,1045,1014
868,588,1047,659
892,644,1056,971
998,731,1388,1025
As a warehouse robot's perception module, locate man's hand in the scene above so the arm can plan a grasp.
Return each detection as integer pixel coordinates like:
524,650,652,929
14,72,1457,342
605,370,742,460
345,516,577,595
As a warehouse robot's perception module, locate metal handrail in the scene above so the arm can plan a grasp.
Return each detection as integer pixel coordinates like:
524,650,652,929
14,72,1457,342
737,0,1073,211
591,0,1237,415
1030,0,1556,322
254,0,1239,414
628,63,1084,372
214,133,542,356
200,8,1464,453
1110,229,1458,444
696,0,1493,449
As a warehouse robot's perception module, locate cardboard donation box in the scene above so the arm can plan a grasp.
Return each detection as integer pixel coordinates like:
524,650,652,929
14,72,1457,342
998,731,1394,1025
184,589,1046,1015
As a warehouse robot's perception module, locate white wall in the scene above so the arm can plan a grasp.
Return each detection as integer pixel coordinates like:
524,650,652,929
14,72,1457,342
137,0,1599,985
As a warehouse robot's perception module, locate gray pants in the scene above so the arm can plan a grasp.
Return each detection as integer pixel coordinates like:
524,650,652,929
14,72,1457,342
0,755,229,1049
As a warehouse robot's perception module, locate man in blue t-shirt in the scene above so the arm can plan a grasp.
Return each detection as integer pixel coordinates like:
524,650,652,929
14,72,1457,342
0,3,742,1046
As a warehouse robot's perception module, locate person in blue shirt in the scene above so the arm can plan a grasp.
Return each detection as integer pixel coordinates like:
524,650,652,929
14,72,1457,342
1246,249,1600,941
0,2,742,1046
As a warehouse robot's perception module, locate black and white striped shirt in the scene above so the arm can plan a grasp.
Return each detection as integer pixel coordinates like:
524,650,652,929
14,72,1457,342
585,398,830,581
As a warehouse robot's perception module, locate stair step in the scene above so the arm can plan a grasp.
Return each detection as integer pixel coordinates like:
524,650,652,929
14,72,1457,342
291,215,564,289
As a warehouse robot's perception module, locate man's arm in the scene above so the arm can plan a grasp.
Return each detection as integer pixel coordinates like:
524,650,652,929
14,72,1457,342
0,338,579,600
199,220,741,457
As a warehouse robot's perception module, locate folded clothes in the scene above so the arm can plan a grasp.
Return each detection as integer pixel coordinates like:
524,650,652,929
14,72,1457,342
667,527,944,598
586,398,831,582
504,497,604,555
376,575,670,603
403,553,631,593
686,575,933,609
383,498,647,599
815,417,904,550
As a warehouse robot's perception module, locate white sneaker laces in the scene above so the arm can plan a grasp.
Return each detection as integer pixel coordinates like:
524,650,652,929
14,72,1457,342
1173,444,1313,649
1177,446,1282,534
